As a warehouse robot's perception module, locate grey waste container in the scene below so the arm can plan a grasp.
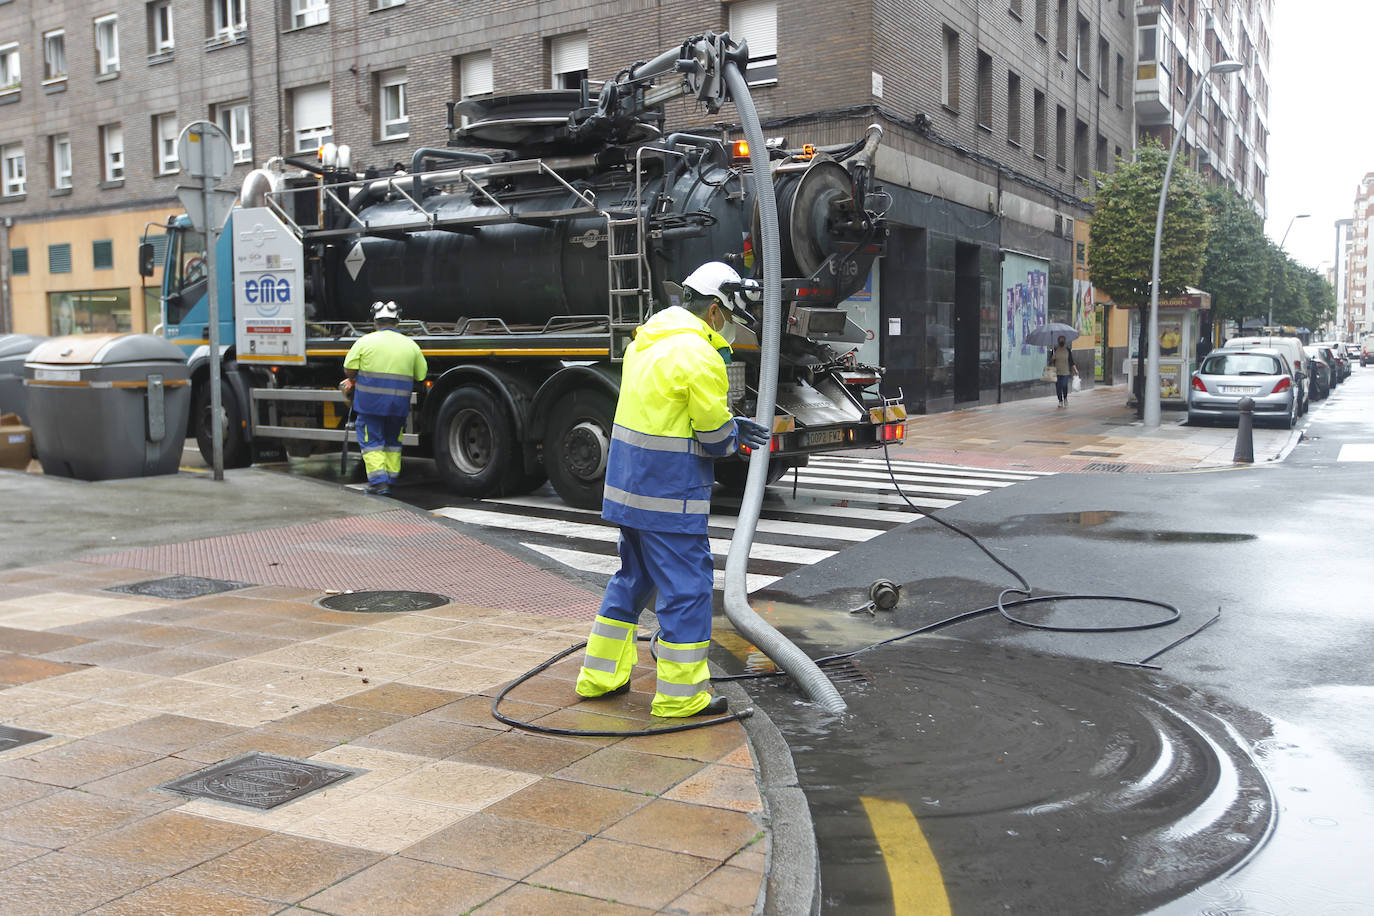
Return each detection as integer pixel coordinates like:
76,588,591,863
24,333,191,480
0,334,47,424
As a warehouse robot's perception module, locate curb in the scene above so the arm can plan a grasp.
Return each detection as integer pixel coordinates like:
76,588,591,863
717,679,820,916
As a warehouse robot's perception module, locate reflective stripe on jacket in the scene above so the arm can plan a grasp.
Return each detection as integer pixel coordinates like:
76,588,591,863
343,328,429,416
603,306,738,534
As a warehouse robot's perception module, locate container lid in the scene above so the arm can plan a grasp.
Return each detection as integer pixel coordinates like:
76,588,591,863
0,334,48,359
26,333,188,367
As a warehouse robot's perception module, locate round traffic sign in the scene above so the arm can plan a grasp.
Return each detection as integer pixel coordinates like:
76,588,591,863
176,120,234,182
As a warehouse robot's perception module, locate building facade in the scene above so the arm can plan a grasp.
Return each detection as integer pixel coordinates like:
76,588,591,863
1133,0,1271,212
1344,176,1374,341
1333,217,1352,339
2,0,1140,414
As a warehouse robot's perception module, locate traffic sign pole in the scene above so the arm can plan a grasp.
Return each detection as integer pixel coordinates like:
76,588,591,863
176,121,234,481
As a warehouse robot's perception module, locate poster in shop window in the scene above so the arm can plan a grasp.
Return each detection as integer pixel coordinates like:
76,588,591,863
1000,252,1050,383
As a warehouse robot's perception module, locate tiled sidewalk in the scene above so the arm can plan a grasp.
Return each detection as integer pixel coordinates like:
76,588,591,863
0,558,766,915
893,384,1298,472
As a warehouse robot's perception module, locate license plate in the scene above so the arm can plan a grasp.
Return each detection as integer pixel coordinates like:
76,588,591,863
34,368,80,382
803,428,844,447
1218,386,1259,395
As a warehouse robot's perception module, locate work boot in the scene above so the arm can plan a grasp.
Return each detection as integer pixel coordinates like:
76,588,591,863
689,695,729,717
580,681,630,700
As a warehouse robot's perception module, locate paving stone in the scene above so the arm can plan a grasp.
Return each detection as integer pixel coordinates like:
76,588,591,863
0,851,161,915
0,774,57,811
526,837,716,911
85,877,280,916
287,792,470,854
179,834,383,903
87,714,241,756
268,703,406,742
380,759,537,810
80,757,215,810
447,730,597,775
0,653,86,686
423,693,555,731
0,837,47,870
602,798,761,860
0,790,158,848
299,855,512,916
66,810,268,873
471,883,654,915
0,626,91,656
36,641,163,667
662,763,764,814
353,717,493,758
400,812,586,880
333,682,462,716
551,745,706,795
486,777,650,834
622,722,749,763
176,729,336,766
0,738,159,789
101,649,232,677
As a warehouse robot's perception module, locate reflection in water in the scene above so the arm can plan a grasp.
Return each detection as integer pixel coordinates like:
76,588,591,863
742,639,1274,915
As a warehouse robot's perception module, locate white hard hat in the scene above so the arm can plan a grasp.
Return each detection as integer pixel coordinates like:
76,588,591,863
682,261,758,323
371,300,400,320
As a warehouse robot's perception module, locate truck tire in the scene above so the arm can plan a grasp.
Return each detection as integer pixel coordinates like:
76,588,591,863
434,385,523,498
545,389,615,510
194,380,251,469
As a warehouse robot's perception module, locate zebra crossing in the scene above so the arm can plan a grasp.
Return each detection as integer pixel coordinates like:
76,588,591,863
431,455,1052,593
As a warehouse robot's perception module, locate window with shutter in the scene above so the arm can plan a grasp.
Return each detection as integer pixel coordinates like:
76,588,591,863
10,248,28,276
729,0,777,86
93,240,114,270
292,83,332,152
550,32,587,90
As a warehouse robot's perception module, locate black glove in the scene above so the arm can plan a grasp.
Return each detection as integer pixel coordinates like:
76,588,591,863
735,417,770,450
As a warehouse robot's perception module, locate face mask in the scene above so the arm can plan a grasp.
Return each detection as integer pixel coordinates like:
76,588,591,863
719,317,738,345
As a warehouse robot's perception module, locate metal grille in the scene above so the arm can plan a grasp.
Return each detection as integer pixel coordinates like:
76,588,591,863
105,575,249,600
92,239,114,270
48,243,71,274
159,752,361,810
0,726,52,753
1083,462,1128,473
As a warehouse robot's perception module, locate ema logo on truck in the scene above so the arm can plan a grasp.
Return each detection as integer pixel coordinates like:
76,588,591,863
244,275,292,316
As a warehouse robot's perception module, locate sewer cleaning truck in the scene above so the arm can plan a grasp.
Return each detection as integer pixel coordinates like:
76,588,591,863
140,31,903,509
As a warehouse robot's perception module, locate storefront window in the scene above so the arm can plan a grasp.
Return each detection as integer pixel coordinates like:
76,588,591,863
144,288,162,334
48,288,132,335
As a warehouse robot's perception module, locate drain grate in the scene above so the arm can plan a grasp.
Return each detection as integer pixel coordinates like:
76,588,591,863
817,657,874,685
158,752,362,810
106,575,250,600
0,726,52,752
316,590,450,613
1083,462,1129,473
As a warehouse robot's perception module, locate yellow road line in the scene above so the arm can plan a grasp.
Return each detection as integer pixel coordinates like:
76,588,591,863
860,796,952,916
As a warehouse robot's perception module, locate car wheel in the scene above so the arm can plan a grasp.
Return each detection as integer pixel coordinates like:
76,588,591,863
194,380,252,469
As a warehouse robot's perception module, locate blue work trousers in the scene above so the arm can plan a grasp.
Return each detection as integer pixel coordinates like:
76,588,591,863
356,413,405,485
598,527,714,646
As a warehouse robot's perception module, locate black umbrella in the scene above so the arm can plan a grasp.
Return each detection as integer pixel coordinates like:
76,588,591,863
1025,322,1080,347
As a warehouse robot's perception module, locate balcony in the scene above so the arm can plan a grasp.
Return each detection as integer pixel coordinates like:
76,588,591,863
1134,62,1173,123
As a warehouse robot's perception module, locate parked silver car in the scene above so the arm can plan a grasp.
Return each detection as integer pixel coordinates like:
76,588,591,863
1188,348,1298,429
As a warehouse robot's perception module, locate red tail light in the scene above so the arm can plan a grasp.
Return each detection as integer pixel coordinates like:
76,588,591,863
1191,376,1207,393
1273,376,1292,393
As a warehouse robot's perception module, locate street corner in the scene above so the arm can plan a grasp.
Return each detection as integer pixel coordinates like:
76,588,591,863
0,557,776,914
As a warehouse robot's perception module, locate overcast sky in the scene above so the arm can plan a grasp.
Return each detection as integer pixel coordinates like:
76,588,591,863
1261,0,1368,271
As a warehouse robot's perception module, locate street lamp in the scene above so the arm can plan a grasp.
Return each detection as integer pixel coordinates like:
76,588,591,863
1144,59,1245,428
1268,213,1310,328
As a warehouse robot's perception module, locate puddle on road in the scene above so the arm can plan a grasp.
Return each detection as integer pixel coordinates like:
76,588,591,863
988,511,1258,544
744,639,1276,915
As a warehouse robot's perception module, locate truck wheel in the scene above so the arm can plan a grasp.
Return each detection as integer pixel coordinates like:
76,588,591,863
433,386,523,498
545,390,615,510
714,455,791,493
194,381,251,469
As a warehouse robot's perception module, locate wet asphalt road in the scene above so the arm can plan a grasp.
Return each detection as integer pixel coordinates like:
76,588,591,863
251,370,1374,914
749,369,1374,914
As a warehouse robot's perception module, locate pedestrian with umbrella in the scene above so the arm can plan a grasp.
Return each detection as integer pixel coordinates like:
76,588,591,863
1027,322,1080,408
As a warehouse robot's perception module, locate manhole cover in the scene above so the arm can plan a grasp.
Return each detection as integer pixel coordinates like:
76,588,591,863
0,726,51,752
316,590,450,613
158,752,362,810
106,576,250,600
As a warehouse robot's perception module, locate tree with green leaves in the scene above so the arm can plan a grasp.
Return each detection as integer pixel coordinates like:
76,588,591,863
1200,187,1267,335
1088,142,1212,417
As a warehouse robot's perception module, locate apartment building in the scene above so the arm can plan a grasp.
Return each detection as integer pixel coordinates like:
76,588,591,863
1344,176,1374,340
1333,217,1352,339
0,0,1136,414
1133,0,1270,212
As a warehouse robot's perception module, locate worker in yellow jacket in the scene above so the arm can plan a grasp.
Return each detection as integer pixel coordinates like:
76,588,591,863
575,262,770,717
341,301,428,495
